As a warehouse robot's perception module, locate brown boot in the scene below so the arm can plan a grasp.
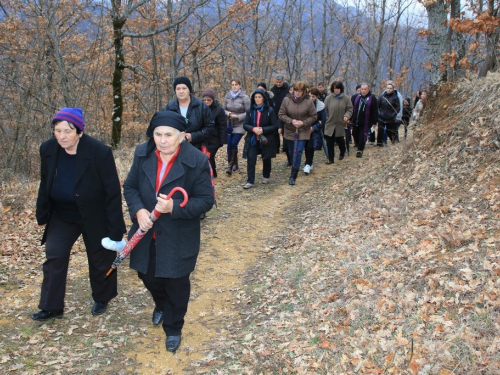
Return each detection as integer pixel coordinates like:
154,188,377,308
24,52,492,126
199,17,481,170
231,151,239,172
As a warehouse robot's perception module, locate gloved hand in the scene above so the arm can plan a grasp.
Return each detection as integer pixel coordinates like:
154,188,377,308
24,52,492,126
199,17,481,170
101,237,126,252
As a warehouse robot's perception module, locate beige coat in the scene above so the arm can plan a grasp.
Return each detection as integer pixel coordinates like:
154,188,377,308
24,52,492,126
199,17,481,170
278,94,317,141
324,93,353,137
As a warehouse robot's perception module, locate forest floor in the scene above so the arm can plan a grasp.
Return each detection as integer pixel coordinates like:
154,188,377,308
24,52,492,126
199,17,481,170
1,74,500,374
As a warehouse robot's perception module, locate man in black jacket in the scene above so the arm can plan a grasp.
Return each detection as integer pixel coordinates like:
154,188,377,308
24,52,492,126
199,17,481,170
162,77,215,150
351,83,378,158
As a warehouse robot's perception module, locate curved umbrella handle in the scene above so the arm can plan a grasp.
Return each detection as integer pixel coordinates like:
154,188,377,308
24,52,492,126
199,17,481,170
165,186,188,207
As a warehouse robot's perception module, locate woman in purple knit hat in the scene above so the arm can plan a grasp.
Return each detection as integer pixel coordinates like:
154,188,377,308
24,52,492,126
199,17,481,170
31,107,126,321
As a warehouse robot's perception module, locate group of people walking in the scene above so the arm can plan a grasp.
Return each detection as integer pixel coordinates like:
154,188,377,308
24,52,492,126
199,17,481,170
31,74,427,355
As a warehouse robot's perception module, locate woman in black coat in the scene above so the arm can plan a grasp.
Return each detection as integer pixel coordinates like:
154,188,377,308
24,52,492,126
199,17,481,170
242,88,279,188
202,88,227,178
378,81,401,145
32,108,126,321
123,111,214,352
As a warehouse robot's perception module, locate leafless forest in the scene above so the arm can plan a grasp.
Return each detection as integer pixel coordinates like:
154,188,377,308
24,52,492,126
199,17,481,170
0,0,498,178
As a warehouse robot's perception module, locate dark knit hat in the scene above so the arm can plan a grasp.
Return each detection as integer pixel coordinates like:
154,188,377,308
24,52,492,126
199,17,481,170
146,111,187,137
52,107,85,132
258,82,267,90
173,76,193,93
202,88,216,100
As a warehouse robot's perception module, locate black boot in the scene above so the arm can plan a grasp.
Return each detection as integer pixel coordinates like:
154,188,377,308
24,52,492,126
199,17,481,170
232,151,239,172
226,152,234,175
288,168,298,185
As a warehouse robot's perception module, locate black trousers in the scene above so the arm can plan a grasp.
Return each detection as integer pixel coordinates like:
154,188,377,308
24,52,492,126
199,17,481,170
39,211,118,311
353,124,368,151
206,145,220,178
304,139,315,166
138,240,191,336
386,122,399,143
325,131,346,162
246,144,271,184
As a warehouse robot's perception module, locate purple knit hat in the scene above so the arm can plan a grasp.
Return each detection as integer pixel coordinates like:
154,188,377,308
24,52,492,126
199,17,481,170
52,107,85,132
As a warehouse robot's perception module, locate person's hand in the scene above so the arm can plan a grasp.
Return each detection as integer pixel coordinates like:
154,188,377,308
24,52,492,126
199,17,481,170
185,133,192,142
343,116,349,122
292,119,303,128
278,128,282,135
310,127,315,134
137,209,153,232
253,127,263,135
155,193,173,214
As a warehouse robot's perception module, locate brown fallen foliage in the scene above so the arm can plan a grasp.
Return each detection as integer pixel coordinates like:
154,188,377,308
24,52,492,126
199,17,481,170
194,74,500,374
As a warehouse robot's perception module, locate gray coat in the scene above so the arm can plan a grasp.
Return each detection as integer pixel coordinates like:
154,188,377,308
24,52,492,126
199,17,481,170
123,141,214,278
223,90,251,135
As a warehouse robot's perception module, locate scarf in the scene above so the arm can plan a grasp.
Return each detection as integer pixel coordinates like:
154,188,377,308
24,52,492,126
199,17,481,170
292,93,301,103
230,89,241,99
251,104,265,145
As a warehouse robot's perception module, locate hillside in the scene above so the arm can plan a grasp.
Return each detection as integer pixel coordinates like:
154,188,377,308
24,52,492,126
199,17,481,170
0,73,499,374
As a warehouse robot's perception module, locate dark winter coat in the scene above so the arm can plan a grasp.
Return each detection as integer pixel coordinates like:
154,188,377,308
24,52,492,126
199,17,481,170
352,92,379,141
270,83,290,112
378,90,401,124
162,95,215,150
279,93,318,141
206,100,227,147
36,134,126,250
243,89,279,160
123,141,214,278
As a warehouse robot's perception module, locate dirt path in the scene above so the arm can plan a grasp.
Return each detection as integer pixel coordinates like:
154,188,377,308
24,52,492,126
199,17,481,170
0,144,376,374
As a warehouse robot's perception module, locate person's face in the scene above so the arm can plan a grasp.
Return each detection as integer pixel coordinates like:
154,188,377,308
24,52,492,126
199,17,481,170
254,93,265,106
202,97,213,106
317,85,325,93
294,89,303,98
357,88,361,94
421,91,427,100
386,85,394,93
54,121,81,153
231,81,241,93
275,79,284,88
310,94,317,101
334,87,342,95
175,84,190,101
154,126,184,157
360,85,370,96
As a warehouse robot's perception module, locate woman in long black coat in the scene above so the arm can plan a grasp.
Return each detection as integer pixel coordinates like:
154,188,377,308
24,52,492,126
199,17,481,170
123,111,214,352
32,107,126,321
242,88,279,188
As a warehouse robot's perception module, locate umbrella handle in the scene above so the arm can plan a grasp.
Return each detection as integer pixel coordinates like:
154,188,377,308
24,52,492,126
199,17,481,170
165,186,188,207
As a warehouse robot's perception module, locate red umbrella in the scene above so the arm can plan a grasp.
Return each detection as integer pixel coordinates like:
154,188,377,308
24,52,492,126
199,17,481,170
105,187,188,278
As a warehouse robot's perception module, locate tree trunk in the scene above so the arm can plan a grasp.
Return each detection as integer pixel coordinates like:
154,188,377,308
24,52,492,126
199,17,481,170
425,0,449,85
111,16,125,148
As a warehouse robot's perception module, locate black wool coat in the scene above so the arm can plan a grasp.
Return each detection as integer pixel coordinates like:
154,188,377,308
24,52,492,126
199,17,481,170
123,141,214,278
36,134,126,250
162,95,215,149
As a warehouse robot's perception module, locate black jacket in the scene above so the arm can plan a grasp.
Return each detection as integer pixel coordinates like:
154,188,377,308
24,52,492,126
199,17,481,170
36,134,126,250
123,141,214,278
206,100,227,147
243,89,279,160
162,95,215,149
270,83,290,112
378,90,401,123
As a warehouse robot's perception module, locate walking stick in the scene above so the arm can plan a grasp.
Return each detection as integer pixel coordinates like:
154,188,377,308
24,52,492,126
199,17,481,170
104,187,188,278
320,129,329,160
344,118,350,156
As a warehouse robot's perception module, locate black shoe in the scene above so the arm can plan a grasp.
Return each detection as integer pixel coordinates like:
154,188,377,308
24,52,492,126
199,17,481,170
289,177,296,185
152,308,164,326
31,310,63,321
92,301,108,316
325,160,334,165
200,213,205,220
166,335,182,352
339,154,344,160
356,151,363,158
